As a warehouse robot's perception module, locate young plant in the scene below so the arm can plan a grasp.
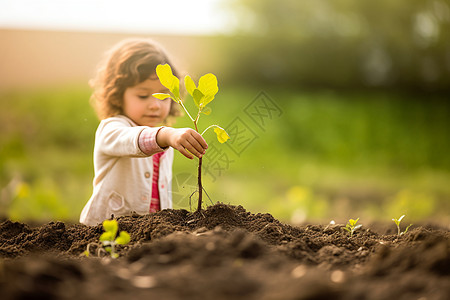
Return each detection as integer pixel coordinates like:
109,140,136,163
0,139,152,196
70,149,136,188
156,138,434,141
99,219,130,258
392,214,412,236
342,218,362,237
153,64,230,211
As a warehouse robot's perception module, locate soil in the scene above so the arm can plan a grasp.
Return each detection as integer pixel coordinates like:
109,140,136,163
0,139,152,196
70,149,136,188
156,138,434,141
0,203,449,300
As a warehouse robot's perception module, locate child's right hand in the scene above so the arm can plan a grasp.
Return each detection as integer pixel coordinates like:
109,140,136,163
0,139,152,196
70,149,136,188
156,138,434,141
156,127,208,159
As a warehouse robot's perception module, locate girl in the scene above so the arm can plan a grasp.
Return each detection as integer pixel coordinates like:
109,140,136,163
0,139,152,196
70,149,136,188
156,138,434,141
80,38,208,226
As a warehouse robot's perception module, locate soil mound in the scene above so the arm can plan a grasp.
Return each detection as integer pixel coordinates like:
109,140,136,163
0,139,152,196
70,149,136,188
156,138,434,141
0,203,449,300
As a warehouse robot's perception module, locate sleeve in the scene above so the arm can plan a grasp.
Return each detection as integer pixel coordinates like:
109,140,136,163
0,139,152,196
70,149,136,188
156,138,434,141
138,127,167,156
95,117,163,157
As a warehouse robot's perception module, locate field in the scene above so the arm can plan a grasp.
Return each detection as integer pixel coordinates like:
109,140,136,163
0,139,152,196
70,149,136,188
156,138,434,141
1,203,449,299
1,29,449,224
1,84,449,225
1,48,450,300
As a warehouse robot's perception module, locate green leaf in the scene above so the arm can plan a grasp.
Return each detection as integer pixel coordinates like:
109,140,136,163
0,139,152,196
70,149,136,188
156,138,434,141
193,89,204,108
156,64,180,99
198,73,218,96
99,231,115,242
214,126,230,144
184,75,196,96
197,73,218,107
115,231,131,245
152,93,172,101
102,220,118,236
172,84,180,100
201,106,212,115
155,64,175,88
404,224,413,233
349,218,359,227
202,95,216,107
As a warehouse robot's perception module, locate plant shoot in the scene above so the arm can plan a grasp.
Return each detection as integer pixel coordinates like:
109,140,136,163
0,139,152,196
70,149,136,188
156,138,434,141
153,64,230,211
99,219,130,258
343,218,362,237
392,215,412,236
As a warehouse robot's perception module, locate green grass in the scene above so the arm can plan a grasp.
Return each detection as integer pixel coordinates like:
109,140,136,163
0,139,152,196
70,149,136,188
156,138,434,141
0,85,97,221
1,84,449,224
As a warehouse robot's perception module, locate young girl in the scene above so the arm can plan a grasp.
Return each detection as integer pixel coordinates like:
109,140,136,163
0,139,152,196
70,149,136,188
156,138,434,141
80,38,208,226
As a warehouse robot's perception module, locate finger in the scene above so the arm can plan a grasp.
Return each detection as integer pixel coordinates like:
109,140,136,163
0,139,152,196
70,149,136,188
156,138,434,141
177,146,194,160
186,134,206,156
191,131,208,150
182,140,203,158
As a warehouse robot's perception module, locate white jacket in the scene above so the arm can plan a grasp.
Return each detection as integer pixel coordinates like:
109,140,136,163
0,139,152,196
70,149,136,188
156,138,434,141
80,115,173,226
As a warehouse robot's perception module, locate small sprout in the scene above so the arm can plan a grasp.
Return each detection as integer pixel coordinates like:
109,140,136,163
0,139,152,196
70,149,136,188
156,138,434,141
342,218,362,237
392,215,412,236
99,219,130,258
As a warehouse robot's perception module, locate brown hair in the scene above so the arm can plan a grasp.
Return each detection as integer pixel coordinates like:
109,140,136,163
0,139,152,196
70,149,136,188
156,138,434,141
90,38,181,122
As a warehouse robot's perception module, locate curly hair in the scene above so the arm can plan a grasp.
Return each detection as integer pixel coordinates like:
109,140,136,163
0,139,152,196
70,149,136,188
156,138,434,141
90,38,181,122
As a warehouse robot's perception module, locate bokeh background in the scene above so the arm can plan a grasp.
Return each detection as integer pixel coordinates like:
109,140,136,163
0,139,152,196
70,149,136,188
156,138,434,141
1,0,449,225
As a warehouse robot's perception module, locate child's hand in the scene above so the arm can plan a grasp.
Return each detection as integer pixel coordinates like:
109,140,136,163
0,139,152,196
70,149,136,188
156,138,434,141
157,127,208,159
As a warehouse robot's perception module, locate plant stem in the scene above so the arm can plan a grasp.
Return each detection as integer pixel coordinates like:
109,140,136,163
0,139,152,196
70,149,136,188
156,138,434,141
201,125,215,136
194,121,203,212
195,109,201,124
176,98,203,211
179,100,195,122
201,124,222,136
197,157,203,211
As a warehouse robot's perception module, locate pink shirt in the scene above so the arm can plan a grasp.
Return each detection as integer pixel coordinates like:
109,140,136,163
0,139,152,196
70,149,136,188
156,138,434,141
150,152,164,212
138,127,167,213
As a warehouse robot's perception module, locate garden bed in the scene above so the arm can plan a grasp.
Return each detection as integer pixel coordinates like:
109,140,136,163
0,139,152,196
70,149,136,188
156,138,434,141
1,203,449,300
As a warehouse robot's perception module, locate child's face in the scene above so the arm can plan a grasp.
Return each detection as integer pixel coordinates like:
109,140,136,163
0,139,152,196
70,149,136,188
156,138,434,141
123,76,172,127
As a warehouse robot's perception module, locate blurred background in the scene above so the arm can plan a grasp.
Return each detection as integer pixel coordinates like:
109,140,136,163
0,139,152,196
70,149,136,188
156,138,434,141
1,0,449,225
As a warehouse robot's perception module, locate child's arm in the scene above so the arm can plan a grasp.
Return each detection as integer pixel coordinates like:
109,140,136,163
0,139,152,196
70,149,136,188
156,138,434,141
156,127,208,160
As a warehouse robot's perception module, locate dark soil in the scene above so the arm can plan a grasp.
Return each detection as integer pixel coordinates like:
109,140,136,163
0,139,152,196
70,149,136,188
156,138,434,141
0,203,449,300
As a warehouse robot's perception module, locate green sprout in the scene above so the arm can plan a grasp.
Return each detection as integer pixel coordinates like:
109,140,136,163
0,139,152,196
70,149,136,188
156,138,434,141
153,64,230,211
342,218,362,237
98,219,130,258
392,215,412,236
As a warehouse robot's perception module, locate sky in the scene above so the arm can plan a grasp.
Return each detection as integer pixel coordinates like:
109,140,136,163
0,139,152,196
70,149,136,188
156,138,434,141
0,0,234,35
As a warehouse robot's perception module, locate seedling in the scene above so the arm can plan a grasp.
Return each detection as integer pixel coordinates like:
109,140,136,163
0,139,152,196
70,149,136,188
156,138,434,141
342,218,362,237
99,219,130,258
153,64,230,211
392,214,412,236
